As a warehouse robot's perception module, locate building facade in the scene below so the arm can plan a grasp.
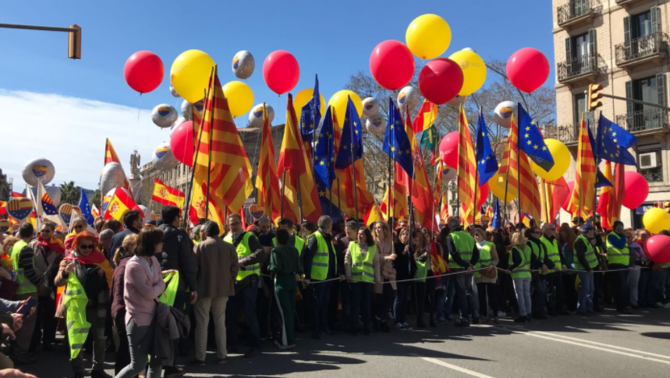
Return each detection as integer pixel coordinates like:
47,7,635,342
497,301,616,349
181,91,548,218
551,0,669,228
0,169,10,201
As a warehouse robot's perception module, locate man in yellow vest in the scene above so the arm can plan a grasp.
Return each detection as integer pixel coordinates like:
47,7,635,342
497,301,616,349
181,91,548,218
274,218,305,255
10,223,46,365
224,213,266,358
540,223,568,316
575,224,598,314
606,221,631,313
304,216,344,339
445,218,479,327
526,227,554,319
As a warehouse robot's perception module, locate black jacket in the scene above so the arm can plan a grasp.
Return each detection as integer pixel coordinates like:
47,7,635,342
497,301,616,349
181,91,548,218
159,224,197,292
107,227,139,264
393,242,417,281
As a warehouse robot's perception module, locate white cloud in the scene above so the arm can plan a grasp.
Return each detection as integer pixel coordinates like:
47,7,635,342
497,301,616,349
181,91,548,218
0,90,173,192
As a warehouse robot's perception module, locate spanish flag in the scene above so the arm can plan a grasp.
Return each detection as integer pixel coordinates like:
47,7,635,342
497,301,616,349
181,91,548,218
104,187,143,221
152,178,185,209
363,201,383,226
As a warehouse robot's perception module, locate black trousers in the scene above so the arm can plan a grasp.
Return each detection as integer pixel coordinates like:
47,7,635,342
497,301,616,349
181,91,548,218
545,272,566,314
373,281,396,329
30,295,56,351
476,282,500,317
414,279,435,323
608,264,630,310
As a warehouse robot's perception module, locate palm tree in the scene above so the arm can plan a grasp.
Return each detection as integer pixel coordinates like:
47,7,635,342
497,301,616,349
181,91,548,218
59,181,80,205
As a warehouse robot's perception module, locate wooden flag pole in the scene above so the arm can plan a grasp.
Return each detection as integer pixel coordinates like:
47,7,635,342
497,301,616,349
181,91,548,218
281,169,286,220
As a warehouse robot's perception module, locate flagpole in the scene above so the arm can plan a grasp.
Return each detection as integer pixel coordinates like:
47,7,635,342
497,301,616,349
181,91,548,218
516,121,522,225
297,173,304,223
281,170,286,220
204,66,218,221
431,159,438,234
350,102,359,221
336,173,342,219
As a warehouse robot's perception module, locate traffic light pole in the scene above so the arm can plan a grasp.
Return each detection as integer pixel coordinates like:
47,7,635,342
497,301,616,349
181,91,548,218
599,93,670,111
0,23,81,59
0,23,78,33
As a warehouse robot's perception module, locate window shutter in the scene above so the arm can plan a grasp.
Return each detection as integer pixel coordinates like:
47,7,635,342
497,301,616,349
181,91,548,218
588,28,597,71
651,5,661,35
623,16,631,45
565,37,573,63
657,73,667,107
625,80,634,128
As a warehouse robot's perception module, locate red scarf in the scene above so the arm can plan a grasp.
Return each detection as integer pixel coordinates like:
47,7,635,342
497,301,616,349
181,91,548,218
63,250,114,288
38,235,65,255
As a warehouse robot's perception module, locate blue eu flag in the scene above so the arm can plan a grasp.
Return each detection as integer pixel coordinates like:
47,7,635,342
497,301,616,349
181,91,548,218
475,108,498,186
315,106,336,189
491,198,502,229
299,75,321,146
587,122,613,188
517,103,554,172
596,114,637,166
383,97,413,177
78,188,94,226
335,96,363,169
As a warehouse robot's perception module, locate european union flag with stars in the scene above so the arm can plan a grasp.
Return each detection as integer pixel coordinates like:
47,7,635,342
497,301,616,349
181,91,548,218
334,96,363,169
517,103,554,172
475,108,498,186
78,188,95,226
315,106,336,189
596,114,637,166
299,75,322,147
383,97,413,177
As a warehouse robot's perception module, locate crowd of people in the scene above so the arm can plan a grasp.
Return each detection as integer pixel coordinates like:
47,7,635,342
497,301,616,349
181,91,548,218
0,208,669,378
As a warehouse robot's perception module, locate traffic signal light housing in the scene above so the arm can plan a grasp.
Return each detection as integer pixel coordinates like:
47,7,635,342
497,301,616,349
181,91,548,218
587,83,603,111
68,24,81,59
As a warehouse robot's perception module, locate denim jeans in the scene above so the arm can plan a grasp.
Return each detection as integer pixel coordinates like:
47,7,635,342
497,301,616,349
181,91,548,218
531,277,547,316
312,280,333,335
513,277,532,316
394,282,410,324
226,282,261,348
452,272,475,321
116,318,162,378
628,266,641,306
444,276,455,317
577,271,594,312
435,288,447,320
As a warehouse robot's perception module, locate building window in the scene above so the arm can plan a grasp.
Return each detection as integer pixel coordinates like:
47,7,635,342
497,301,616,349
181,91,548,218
624,74,667,131
638,148,663,183
632,11,652,39
574,93,595,127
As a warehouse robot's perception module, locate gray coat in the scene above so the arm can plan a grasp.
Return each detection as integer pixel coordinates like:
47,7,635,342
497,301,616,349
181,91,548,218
153,301,191,365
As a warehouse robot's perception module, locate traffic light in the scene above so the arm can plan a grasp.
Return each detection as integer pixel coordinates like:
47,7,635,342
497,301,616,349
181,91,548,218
68,24,81,59
587,83,603,111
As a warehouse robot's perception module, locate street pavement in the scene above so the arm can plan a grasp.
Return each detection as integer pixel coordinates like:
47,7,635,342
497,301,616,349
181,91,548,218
20,306,670,378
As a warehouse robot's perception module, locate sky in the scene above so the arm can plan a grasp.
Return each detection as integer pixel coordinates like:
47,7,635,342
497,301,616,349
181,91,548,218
0,0,554,193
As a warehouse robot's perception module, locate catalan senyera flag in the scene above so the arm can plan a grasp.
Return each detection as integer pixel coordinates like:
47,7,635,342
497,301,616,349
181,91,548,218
413,100,438,134
440,192,449,224
568,115,597,218
104,187,143,221
277,94,322,223
541,177,568,224
255,103,286,224
104,138,121,166
401,110,434,230
379,174,409,222
457,105,478,227
193,69,253,216
152,178,186,209
608,162,625,227
596,161,613,229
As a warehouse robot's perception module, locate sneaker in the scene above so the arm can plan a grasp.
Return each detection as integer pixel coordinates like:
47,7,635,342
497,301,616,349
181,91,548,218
395,322,404,330
163,366,186,378
497,311,507,317
402,322,413,330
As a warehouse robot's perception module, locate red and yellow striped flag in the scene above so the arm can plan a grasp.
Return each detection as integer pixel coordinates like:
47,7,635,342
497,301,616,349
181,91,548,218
440,192,449,224
277,94,322,223
402,110,434,230
255,103,288,224
457,105,478,227
596,161,613,229
193,69,253,216
568,115,596,218
104,138,121,166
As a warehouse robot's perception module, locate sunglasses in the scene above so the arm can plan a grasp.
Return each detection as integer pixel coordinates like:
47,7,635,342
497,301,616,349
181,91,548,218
79,244,95,250
74,225,84,229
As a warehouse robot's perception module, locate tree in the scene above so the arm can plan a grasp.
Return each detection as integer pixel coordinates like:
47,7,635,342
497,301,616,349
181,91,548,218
91,189,101,208
59,181,80,205
343,59,556,200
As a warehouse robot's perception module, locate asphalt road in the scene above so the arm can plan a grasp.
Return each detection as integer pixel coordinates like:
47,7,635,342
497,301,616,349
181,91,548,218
20,306,670,378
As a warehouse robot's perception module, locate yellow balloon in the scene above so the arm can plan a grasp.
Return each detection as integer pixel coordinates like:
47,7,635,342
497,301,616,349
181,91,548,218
406,14,452,60
530,139,571,181
449,49,487,96
327,90,362,124
170,50,215,104
222,81,254,118
643,208,670,234
489,166,517,203
293,88,326,119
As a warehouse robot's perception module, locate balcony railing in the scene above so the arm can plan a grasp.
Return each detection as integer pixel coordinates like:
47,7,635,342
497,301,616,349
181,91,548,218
615,0,642,7
615,108,670,132
551,119,597,145
615,32,666,66
557,0,595,27
557,54,597,83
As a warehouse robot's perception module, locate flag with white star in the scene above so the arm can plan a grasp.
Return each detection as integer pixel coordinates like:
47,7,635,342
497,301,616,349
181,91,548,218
517,103,554,172
595,114,637,166
475,108,498,185
78,188,95,226
382,97,413,177
315,106,336,189
335,96,363,169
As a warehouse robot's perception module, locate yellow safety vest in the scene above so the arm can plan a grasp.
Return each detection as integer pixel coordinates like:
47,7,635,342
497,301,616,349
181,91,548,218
309,231,336,281
11,240,37,295
349,242,376,283
159,271,180,307
474,241,494,278
574,235,598,270
509,246,531,279
449,231,475,269
224,232,260,281
606,233,630,266
540,236,562,270
272,235,305,256
62,272,91,359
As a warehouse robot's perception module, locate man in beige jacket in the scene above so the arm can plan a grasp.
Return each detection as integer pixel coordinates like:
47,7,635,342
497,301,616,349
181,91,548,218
192,221,239,365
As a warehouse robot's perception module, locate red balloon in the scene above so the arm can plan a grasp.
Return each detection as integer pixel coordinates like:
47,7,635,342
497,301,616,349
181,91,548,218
506,48,549,93
369,40,415,91
622,171,649,209
439,131,459,168
170,121,194,165
124,51,164,94
418,58,463,105
645,235,670,264
561,181,575,212
478,183,489,208
262,50,300,95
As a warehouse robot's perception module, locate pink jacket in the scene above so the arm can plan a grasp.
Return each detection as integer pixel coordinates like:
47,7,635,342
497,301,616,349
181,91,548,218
124,256,165,327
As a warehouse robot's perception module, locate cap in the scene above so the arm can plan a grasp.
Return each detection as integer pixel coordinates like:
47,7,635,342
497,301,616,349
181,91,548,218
581,224,594,232
573,216,585,224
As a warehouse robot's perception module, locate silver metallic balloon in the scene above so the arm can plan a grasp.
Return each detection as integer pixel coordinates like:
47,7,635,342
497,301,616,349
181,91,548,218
169,85,180,98
151,104,178,128
443,165,457,181
151,142,180,172
181,99,204,121
447,94,466,107
232,50,255,80
100,162,129,198
494,101,517,128
248,103,275,128
462,47,476,52
397,86,419,111
169,116,186,137
22,158,55,186
362,97,380,118
45,185,61,207
365,116,386,135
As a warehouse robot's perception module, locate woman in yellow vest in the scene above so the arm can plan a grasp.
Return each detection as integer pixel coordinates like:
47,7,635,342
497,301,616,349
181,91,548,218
505,232,532,323
54,231,114,378
345,227,380,335
473,229,500,324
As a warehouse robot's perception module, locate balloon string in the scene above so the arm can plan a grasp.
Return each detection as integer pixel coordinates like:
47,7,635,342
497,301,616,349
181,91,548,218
136,93,143,150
